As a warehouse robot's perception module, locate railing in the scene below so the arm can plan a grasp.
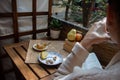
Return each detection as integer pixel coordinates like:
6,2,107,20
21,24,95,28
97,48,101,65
51,16,88,40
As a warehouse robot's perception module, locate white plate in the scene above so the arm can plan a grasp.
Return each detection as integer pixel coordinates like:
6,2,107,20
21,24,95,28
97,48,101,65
32,44,48,51
38,51,63,66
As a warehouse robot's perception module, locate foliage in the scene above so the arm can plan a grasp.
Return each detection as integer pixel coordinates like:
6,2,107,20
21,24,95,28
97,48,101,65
49,18,62,30
89,0,107,21
61,0,107,27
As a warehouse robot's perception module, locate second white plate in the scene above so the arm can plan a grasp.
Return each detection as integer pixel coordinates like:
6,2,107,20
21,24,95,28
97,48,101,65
32,44,48,51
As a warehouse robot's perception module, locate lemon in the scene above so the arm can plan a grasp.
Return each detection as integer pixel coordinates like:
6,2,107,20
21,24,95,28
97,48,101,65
40,51,48,60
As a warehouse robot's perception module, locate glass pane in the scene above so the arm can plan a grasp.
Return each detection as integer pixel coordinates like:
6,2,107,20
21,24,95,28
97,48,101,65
18,16,32,32
0,0,12,13
37,32,47,39
17,0,32,12
36,15,48,30
37,0,48,12
0,17,13,36
19,35,32,41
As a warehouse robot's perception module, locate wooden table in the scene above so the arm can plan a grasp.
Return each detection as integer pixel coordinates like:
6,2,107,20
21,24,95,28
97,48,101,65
3,40,69,80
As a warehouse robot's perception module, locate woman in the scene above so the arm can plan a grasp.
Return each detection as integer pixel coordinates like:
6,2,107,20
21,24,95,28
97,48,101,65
54,0,120,80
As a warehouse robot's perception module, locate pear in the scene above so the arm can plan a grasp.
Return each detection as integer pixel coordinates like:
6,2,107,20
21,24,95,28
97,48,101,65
67,29,76,41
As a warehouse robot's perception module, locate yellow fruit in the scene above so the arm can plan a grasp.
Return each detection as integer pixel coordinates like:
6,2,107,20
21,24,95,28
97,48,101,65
67,29,76,41
40,51,48,60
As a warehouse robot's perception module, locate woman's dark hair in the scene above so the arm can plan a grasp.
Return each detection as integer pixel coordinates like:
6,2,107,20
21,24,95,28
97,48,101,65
108,0,120,13
108,0,120,23
107,0,111,5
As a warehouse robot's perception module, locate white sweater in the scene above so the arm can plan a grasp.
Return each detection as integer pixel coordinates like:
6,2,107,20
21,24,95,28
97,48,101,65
54,42,120,80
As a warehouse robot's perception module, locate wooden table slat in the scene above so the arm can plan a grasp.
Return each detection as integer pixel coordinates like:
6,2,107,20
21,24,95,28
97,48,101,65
14,46,49,78
29,64,49,78
23,41,29,49
40,74,54,80
4,47,38,80
14,46,26,59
